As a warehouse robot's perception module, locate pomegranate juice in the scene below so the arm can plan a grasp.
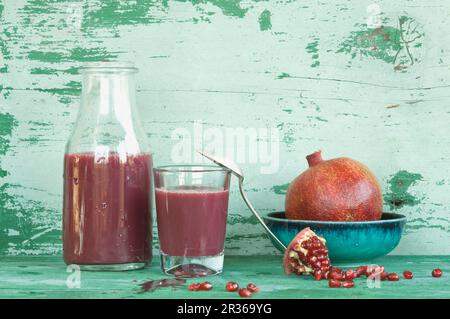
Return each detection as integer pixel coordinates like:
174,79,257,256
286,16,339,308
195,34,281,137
63,153,152,265
155,186,229,257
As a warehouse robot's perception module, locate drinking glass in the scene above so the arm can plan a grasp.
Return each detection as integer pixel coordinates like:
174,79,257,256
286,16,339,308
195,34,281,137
154,165,231,277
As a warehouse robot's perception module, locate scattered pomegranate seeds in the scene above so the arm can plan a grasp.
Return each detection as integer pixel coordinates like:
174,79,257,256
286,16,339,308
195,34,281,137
225,281,239,292
403,271,413,279
387,273,400,281
369,265,384,277
329,270,344,281
344,269,356,280
331,267,342,274
356,266,367,277
432,268,443,278
380,272,389,281
238,288,252,298
198,282,213,291
246,283,259,293
188,281,212,291
224,282,260,296
342,281,355,288
328,279,341,288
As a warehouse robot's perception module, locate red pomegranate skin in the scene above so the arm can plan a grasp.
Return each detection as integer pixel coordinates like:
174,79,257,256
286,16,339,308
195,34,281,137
285,151,383,221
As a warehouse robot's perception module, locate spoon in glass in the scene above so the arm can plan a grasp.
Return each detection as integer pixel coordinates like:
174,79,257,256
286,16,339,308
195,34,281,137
197,151,287,251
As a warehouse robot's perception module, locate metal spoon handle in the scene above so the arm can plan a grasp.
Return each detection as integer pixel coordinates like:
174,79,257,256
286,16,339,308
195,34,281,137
238,180,287,251
196,150,287,251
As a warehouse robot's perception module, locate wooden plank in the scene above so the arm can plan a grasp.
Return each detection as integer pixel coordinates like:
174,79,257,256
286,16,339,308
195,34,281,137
0,255,449,298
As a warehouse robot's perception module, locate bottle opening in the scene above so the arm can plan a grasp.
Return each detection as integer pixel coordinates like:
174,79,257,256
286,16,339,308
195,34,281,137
79,61,138,74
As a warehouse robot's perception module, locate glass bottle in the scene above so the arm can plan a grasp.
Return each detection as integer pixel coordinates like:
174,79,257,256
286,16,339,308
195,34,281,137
63,62,152,271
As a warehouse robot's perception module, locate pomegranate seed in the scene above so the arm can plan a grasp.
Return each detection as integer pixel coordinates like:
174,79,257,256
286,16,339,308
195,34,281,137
329,271,344,281
238,288,252,298
365,266,384,280
370,265,384,275
331,267,342,274
314,270,323,281
309,256,318,263
198,282,213,291
432,269,442,278
188,283,201,291
403,271,413,279
320,265,329,273
345,269,356,280
246,283,259,293
380,272,389,281
225,281,239,292
387,273,399,281
342,281,354,288
328,279,341,288
356,266,367,277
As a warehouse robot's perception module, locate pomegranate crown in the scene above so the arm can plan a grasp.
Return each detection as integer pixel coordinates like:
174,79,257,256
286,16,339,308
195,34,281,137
306,150,323,167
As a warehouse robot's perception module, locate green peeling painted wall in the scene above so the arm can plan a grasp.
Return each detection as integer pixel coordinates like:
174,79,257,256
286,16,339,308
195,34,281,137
1,0,449,256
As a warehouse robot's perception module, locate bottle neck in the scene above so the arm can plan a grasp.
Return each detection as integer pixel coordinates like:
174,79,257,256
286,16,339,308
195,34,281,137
67,71,149,155
81,72,136,118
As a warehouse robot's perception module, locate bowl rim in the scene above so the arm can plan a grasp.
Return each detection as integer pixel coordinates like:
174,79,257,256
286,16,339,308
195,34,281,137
262,211,406,225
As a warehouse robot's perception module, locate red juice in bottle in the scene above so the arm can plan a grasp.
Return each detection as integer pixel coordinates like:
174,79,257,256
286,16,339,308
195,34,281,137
63,152,152,266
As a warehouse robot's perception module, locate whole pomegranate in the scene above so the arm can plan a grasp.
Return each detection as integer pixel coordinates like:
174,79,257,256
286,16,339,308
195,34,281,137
285,151,383,221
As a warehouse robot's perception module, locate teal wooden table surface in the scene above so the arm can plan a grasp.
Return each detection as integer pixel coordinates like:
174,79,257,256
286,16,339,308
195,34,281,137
1,255,448,299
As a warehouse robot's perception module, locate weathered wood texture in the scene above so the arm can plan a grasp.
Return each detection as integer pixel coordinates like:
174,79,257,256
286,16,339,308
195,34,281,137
0,1,449,256
0,255,448,298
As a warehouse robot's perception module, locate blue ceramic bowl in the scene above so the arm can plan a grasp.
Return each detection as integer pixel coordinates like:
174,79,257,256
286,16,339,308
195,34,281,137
262,212,406,264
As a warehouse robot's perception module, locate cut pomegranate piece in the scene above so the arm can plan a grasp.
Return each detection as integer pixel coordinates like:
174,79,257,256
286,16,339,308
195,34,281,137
283,227,332,279
432,269,442,278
